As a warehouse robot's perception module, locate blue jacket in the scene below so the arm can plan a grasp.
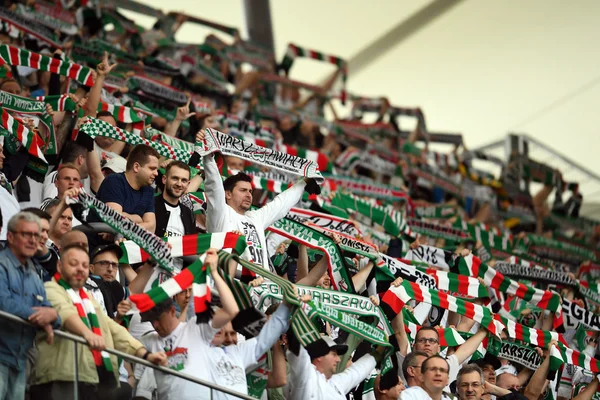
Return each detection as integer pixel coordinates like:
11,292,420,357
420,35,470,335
0,246,60,371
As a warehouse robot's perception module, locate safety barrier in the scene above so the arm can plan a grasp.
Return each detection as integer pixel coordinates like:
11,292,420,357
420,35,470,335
0,309,254,400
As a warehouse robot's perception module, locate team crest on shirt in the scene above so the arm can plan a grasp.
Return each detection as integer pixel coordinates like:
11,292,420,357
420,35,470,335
165,347,188,371
215,357,245,385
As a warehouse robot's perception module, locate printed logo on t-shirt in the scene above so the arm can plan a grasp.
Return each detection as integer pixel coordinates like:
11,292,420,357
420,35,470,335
240,220,263,265
165,347,188,371
215,356,245,385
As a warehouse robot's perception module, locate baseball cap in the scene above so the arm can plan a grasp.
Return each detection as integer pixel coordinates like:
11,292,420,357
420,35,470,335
102,156,127,174
140,298,175,322
469,353,502,371
306,335,348,360
90,244,123,262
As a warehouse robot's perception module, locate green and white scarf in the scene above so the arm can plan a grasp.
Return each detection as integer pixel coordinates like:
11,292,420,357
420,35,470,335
0,91,57,155
68,191,175,272
79,117,191,163
0,45,94,86
0,106,46,162
14,3,78,35
198,128,324,183
55,272,115,384
119,232,247,265
0,7,61,48
267,217,354,293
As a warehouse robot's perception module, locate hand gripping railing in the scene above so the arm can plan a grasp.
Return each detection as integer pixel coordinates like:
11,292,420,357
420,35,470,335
0,309,254,400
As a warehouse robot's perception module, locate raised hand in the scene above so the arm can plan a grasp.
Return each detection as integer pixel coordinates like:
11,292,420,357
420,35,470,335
96,51,118,77
175,98,196,121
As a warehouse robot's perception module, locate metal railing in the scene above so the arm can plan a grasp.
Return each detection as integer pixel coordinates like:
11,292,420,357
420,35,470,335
0,309,254,400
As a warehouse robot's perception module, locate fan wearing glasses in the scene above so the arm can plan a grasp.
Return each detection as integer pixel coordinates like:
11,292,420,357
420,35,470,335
413,323,488,391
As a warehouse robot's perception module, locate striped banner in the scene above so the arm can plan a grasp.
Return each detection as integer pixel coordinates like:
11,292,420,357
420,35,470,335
119,232,247,264
0,106,45,162
457,254,562,313
0,45,94,86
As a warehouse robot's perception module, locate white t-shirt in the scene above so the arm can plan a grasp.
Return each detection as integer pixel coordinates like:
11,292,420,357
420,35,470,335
400,386,454,400
142,320,259,400
165,203,186,237
0,183,19,240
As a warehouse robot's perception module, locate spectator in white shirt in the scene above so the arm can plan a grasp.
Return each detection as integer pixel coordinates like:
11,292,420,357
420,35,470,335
286,334,385,400
400,355,452,400
137,249,296,400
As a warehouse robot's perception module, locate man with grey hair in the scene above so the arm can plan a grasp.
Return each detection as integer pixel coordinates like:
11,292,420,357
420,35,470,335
457,364,485,400
0,212,61,400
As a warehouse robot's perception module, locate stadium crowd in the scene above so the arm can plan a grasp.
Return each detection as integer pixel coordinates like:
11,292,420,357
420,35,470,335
0,1,599,400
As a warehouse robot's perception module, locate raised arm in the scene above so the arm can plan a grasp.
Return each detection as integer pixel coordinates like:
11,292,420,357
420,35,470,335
207,250,239,329
453,327,487,364
572,376,599,400
164,99,195,137
84,52,117,118
523,344,555,400
250,179,307,227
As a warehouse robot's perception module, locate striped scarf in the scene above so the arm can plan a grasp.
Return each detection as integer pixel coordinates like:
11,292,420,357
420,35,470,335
267,217,354,293
0,7,61,48
248,173,293,194
324,174,411,203
279,43,347,104
456,254,562,313
453,217,513,252
119,232,247,264
381,280,504,337
130,255,213,322
143,126,194,152
96,102,145,136
331,192,410,238
54,273,115,384
414,204,457,219
273,143,333,174
0,106,46,162
407,219,470,243
287,207,362,238
199,128,324,183
69,191,175,273
0,45,94,86
0,91,57,155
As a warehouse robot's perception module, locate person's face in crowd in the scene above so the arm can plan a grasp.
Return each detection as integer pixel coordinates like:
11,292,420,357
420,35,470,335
58,247,90,290
414,330,440,357
151,306,177,338
135,156,159,187
457,371,484,400
314,350,341,379
496,373,520,391
174,287,192,311
481,364,496,385
55,208,73,237
95,115,117,149
225,156,245,173
36,218,50,255
407,354,427,384
90,251,119,282
202,115,219,130
226,181,253,212
222,322,238,346
7,220,41,261
375,373,405,399
77,154,89,179
162,166,190,200
61,230,89,249
421,357,450,392
316,272,330,289
55,167,81,195
1,80,21,95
